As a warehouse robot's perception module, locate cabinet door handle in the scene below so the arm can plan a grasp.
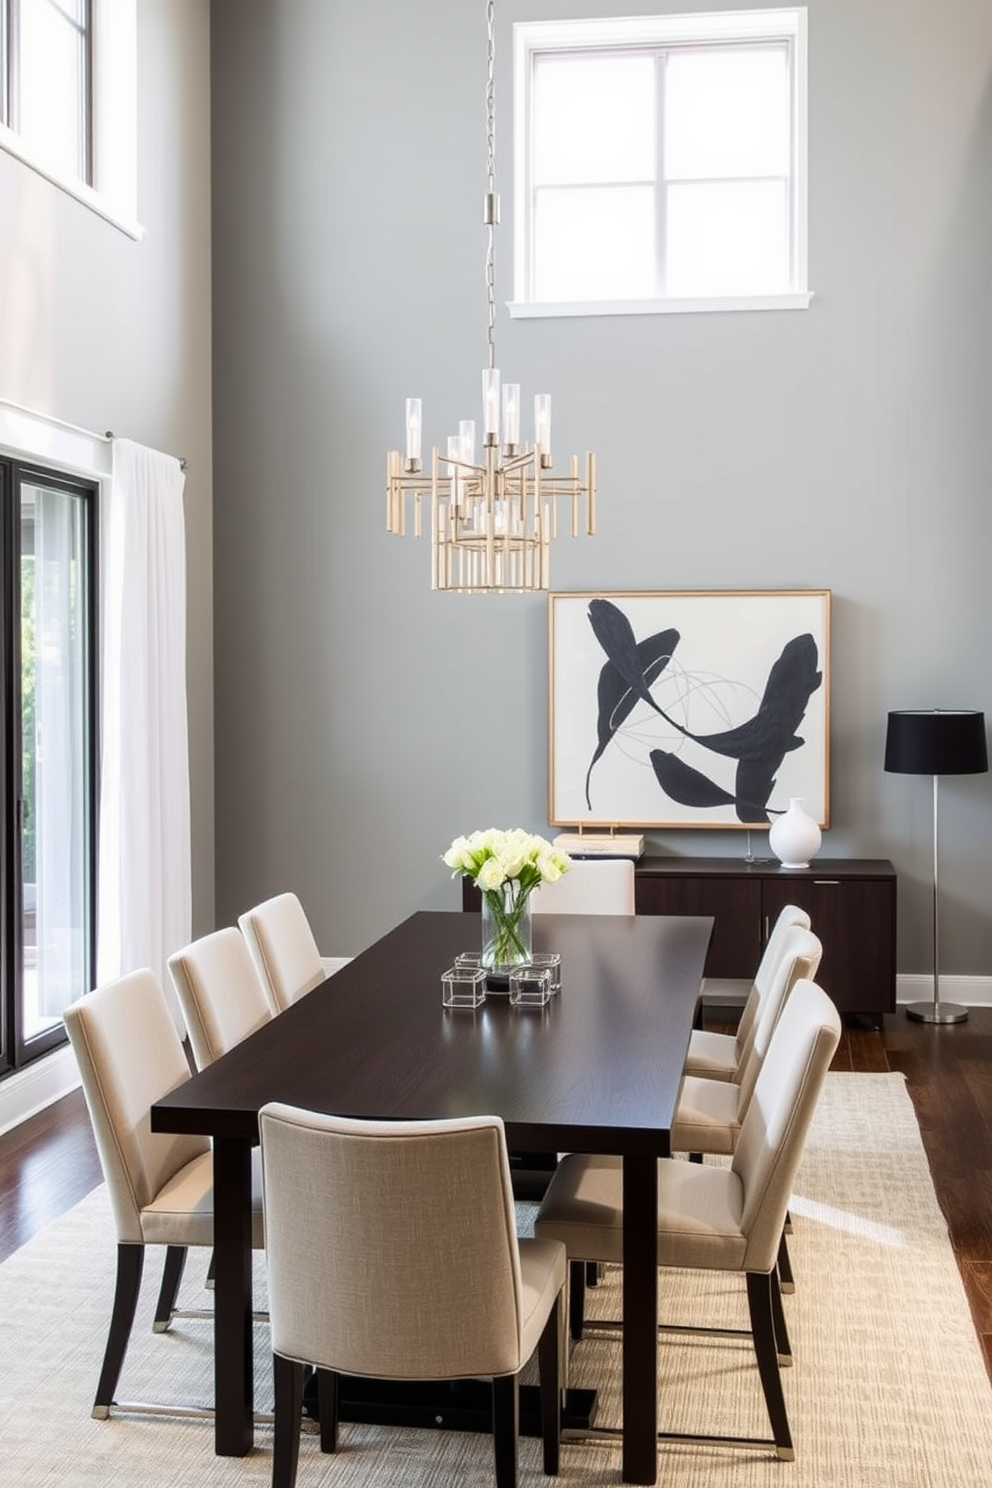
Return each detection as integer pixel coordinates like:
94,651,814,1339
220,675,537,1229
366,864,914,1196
813,879,840,886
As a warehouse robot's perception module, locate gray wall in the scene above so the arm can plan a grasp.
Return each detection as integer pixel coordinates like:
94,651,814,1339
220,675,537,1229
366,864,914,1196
0,0,216,936
210,0,992,977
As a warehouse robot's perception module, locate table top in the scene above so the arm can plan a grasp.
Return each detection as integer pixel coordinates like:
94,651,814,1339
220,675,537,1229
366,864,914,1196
152,910,712,1158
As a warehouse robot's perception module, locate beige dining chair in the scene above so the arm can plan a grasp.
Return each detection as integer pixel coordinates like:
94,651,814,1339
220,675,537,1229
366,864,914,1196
535,978,841,1462
531,857,636,915
63,968,265,1419
239,891,352,1014
685,902,811,1082
258,1105,566,1488
673,926,823,1158
168,925,273,1069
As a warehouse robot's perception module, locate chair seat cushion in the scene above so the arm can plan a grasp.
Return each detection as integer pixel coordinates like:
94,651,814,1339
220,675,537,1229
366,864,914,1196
671,1075,741,1156
139,1148,265,1249
535,1152,747,1272
683,1028,740,1081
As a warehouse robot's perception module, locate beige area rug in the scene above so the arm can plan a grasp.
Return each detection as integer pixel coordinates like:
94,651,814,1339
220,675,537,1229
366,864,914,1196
2,1072,991,1486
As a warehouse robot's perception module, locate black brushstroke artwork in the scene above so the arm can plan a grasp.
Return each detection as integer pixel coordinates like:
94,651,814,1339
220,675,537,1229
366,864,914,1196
584,599,680,808
584,600,822,823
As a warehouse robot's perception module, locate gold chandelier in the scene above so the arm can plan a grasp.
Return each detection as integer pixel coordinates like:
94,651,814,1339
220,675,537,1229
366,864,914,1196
385,0,596,594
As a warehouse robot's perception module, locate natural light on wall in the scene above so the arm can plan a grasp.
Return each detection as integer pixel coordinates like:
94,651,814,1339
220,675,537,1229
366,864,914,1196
512,7,809,317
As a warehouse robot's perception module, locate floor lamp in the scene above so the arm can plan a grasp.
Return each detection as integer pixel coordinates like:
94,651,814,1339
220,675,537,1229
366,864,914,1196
884,709,988,1024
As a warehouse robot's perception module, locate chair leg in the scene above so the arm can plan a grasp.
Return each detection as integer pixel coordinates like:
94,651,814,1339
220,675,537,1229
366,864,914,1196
93,1244,145,1418
318,1369,340,1454
273,1354,304,1488
745,1271,794,1461
152,1245,188,1332
492,1372,519,1488
777,1227,795,1294
568,1259,586,1341
537,1295,562,1476
769,1269,793,1366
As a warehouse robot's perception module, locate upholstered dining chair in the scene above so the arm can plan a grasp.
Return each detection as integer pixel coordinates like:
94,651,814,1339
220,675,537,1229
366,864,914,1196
535,979,841,1462
168,925,273,1070
672,926,823,1159
63,968,265,1419
258,1106,566,1488
239,891,352,1014
685,903,811,1082
532,857,636,915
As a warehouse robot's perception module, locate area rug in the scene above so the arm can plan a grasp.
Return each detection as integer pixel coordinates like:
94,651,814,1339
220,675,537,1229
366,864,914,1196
1,1073,990,1486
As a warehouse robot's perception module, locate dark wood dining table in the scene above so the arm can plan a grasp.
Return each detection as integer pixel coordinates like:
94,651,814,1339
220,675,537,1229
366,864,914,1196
151,908,711,1485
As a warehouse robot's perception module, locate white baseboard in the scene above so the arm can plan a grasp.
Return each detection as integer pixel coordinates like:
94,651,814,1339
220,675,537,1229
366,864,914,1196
0,1045,80,1137
896,974,992,1009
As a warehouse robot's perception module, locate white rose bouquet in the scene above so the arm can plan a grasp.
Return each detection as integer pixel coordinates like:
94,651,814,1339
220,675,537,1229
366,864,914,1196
443,827,571,970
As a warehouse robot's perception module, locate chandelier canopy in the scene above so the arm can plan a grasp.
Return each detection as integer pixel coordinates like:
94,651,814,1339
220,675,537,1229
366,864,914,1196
385,0,597,593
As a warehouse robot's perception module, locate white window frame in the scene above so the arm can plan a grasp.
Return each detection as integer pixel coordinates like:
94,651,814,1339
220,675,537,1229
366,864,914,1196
0,0,140,239
511,7,809,318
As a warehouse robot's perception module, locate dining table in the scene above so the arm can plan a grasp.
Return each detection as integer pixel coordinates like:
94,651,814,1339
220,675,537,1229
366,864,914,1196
151,907,712,1486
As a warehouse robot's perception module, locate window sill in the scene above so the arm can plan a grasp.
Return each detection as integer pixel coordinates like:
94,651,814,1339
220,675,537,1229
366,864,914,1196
507,292,813,319
0,125,143,241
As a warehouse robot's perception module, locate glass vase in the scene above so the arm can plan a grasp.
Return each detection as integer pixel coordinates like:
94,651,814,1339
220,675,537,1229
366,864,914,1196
481,882,533,974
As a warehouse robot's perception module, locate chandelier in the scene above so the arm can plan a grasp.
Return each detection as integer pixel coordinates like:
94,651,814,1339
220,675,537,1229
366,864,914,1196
385,0,596,593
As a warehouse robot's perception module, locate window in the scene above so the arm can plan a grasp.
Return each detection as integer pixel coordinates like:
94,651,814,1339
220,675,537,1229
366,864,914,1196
512,8,809,316
2,0,92,184
0,458,97,1077
0,0,139,235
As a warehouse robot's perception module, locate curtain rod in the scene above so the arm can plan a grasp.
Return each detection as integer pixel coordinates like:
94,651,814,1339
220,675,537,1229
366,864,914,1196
0,397,188,471
104,430,188,472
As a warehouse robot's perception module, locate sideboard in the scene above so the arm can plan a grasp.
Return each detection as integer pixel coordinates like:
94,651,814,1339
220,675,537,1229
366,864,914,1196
463,855,897,1021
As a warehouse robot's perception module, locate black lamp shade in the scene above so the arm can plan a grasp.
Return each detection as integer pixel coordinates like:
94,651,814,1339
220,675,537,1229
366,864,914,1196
884,710,988,776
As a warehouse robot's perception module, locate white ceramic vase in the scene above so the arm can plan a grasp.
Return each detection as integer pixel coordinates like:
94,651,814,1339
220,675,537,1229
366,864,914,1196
768,797,822,870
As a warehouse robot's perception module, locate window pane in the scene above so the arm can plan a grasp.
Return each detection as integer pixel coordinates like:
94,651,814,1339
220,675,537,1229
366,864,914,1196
18,0,88,182
21,482,91,1037
665,45,790,181
666,179,788,296
534,185,656,300
533,54,655,186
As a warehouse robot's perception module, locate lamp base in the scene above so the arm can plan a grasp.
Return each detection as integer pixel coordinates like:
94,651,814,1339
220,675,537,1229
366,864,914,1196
905,1000,969,1025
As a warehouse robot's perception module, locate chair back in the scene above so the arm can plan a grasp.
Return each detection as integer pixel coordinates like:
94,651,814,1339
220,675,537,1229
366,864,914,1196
239,891,326,1013
168,926,272,1068
532,858,636,915
754,903,812,996
259,1106,528,1380
64,969,210,1244
733,978,841,1272
736,925,821,1109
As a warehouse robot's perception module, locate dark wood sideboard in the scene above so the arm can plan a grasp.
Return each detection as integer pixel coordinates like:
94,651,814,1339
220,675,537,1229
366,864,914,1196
463,856,897,1022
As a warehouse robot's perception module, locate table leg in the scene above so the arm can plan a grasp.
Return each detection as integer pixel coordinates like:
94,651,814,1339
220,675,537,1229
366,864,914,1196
622,1153,658,1485
213,1136,255,1455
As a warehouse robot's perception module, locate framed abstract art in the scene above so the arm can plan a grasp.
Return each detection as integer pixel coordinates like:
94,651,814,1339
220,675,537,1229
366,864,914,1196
548,589,830,830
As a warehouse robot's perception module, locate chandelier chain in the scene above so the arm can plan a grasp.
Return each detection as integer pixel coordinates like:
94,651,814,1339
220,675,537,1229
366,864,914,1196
485,0,496,372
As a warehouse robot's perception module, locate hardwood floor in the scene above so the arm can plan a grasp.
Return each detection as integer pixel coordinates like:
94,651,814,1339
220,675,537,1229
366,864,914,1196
2,1010,992,1378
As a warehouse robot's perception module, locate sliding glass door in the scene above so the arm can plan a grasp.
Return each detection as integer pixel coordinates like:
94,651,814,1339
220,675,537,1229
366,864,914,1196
1,459,97,1075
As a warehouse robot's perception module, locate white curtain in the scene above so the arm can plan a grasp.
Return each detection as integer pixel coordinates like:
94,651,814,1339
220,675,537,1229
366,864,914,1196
97,438,190,1030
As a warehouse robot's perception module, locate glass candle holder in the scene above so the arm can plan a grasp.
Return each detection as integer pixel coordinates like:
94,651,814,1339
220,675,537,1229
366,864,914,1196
442,965,487,1008
509,964,553,1008
529,951,561,993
